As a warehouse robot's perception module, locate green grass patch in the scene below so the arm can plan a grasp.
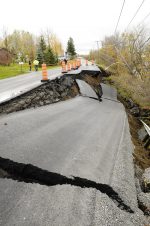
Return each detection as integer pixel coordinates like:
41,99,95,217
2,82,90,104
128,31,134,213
0,64,60,80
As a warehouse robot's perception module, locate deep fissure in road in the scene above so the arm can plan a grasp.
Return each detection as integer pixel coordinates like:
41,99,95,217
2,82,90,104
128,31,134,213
0,156,134,214
0,73,103,114
0,76,79,114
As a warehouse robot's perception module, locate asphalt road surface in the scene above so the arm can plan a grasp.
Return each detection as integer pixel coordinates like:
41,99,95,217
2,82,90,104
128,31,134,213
0,63,100,104
0,84,124,184
0,68,61,103
0,83,145,225
76,79,98,99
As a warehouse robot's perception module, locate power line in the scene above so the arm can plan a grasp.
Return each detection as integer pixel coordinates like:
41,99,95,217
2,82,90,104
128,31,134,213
114,0,126,33
139,11,150,25
141,35,150,48
126,0,146,29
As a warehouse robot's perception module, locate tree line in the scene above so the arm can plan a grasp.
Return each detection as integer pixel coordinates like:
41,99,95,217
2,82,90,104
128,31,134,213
89,27,150,80
0,29,64,65
0,28,77,66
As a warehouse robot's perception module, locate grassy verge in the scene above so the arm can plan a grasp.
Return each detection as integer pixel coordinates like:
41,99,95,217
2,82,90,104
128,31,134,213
105,73,150,109
0,64,60,80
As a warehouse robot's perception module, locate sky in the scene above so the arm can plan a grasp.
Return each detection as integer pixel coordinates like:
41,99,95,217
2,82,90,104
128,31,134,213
1,0,150,54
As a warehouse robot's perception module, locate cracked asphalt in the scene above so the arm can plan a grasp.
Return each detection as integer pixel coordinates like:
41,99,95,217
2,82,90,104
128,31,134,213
0,81,146,225
0,68,61,104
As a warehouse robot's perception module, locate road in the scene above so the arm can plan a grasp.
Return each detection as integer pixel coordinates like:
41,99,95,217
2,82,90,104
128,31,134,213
0,83,124,184
0,68,61,104
0,82,145,225
0,58,100,104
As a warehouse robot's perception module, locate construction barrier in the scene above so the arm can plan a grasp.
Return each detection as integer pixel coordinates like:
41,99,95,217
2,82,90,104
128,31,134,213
41,63,49,82
62,61,67,73
92,60,94,65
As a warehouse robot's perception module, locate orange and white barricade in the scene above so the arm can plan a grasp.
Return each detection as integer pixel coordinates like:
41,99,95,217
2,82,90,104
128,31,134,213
41,63,49,82
62,61,67,73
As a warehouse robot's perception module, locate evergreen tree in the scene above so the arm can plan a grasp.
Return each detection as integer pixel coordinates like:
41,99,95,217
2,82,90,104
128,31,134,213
36,48,43,66
39,35,46,53
55,53,58,63
66,37,76,59
37,36,47,66
45,46,56,65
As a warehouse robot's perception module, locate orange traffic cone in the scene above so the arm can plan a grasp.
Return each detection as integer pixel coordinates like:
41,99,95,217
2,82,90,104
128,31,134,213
41,63,49,82
86,59,88,66
62,61,67,73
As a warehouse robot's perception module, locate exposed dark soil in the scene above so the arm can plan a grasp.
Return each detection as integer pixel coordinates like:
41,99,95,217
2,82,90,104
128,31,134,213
128,113,150,169
80,74,103,98
116,94,150,169
0,156,134,213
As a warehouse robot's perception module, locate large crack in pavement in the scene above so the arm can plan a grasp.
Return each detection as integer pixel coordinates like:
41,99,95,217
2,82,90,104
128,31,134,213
0,73,104,115
0,156,134,214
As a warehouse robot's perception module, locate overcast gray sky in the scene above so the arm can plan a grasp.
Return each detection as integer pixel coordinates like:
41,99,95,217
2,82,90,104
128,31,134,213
1,0,150,54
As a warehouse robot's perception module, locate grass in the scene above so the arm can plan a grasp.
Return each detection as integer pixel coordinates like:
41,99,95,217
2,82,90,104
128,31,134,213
106,73,150,109
0,64,60,80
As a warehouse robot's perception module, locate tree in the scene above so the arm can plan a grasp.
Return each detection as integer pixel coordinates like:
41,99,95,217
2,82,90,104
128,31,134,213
21,31,36,61
36,48,43,66
36,36,47,65
39,35,46,53
44,29,64,55
66,37,76,59
0,30,36,63
0,29,63,64
44,46,56,65
90,27,150,79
